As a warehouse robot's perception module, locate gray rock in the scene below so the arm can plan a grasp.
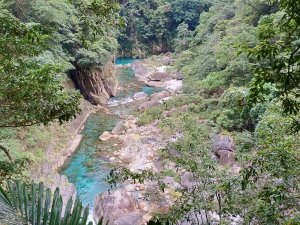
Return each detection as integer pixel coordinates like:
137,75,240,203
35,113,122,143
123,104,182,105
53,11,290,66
171,72,183,80
133,92,148,101
119,149,136,163
215,150,235,165
93,187,142,225
132,61,149,79
149,72,171,82
72,60,118,105
138,100,161,112
112,121,126,135
163,176,182,189
161,56,172,65
150,91,170,101
99,131,112,141
213,134,235,165
213,134,235,153
163,108,176,117
181,172,198,190
146,81,166,88
114,213,143,225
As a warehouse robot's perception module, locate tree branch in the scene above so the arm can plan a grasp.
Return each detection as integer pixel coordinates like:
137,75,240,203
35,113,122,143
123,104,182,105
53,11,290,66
0,144,12,161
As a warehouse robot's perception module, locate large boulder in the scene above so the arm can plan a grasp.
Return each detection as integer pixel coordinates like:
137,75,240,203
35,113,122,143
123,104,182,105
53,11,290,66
213,134,235,153
124,119,137,130
149,72,172,82
181,172,198,190
132,61,149,81
146,81,166,88
213,134,235,165
161,56,172,65
114,213,143,225
99,131,113,141
93,187,143,225
215,150,235,165
119,149,136,163
138,100,160,112
165,80,183,92
133,92,148,101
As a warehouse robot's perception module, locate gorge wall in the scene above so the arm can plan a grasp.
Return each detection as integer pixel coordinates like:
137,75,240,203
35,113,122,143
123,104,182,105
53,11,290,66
70,60,118,105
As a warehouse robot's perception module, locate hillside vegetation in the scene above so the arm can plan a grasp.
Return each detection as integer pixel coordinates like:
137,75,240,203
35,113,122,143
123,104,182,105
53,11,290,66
130,0,300,224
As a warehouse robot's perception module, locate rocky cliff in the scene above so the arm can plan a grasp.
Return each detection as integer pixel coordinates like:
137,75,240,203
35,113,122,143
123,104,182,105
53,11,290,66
70,60,118,105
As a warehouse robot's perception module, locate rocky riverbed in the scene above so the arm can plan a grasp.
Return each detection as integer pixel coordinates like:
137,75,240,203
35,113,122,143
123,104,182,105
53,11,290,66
93,56,184,224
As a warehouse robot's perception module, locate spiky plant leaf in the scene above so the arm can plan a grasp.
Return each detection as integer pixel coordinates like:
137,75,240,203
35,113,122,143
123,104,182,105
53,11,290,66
0,180,106,225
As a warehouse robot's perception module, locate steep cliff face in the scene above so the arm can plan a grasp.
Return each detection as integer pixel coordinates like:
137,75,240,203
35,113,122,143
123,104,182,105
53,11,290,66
70,60,118,105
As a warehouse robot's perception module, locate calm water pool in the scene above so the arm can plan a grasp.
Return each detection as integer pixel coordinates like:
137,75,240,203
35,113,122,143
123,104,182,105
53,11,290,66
115,57,136,65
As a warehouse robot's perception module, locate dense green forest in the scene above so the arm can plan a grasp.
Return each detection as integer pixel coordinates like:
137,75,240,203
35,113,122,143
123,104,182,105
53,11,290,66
117,0,211,56
1,0,300,224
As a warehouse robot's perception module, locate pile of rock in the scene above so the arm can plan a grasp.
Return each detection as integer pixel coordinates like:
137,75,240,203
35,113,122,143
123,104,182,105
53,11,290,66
94,181,175,225
132,59,183,92
99,116,138,141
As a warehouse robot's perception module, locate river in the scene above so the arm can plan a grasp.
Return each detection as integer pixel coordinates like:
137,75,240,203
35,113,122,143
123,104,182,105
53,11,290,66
60,58,163,213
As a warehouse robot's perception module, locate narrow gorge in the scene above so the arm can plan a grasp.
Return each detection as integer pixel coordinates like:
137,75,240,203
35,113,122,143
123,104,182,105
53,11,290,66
59,56,183,224
1,1,300,224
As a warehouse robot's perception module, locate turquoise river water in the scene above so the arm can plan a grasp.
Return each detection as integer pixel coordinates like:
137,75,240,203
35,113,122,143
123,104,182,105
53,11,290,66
60,58,162,209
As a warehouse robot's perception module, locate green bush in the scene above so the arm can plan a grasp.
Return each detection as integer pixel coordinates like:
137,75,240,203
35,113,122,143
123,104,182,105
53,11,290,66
234,130,255,153
138,106,164,126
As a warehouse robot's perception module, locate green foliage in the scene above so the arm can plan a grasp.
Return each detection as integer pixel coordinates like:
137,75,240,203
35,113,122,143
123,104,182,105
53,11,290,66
0,180,106,225
118,0,210,56
4,0,120,69
240,105,300,224
216,87,266,131
0,10,81,128
246,0,300,126
137,106,164,126
0,0,120,166
173,23,194,53
233,131,255,153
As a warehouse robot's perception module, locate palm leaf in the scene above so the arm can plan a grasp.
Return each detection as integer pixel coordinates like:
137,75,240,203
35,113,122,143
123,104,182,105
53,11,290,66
0,180,106,225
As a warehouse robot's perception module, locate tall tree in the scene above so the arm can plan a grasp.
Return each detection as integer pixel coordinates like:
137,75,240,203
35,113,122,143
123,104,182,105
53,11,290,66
247,0,300,129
